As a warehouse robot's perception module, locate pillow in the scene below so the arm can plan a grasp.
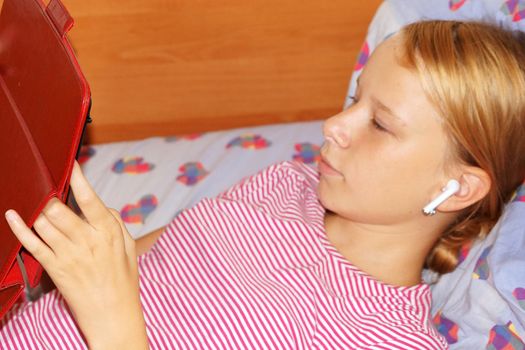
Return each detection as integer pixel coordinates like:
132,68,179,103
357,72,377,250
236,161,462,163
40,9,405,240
345,0,525,109
345,1,525,349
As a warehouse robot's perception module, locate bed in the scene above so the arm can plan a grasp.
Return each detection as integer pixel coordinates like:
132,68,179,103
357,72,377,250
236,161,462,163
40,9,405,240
71,0,525,349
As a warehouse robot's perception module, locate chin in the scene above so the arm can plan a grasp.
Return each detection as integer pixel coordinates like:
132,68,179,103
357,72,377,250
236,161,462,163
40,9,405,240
316,184,335,212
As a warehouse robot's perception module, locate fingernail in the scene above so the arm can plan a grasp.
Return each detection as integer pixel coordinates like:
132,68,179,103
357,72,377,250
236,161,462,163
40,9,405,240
5,210,17,222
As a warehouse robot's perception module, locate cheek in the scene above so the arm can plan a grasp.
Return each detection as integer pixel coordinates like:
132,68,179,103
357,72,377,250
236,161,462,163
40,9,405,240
317,124,450,220
318,146,444,223
370,147,448,218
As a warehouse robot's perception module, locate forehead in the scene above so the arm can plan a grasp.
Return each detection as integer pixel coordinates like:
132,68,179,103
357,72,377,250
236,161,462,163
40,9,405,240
360,34,416,95
358,34,442,130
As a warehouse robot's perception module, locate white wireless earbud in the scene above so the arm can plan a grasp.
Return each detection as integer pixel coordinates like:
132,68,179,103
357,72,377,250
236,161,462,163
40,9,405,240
422,179,461,216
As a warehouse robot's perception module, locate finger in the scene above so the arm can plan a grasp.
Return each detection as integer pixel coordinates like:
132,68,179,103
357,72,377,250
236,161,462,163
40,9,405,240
108,209,133,248
42,198,89,244
70,160,116,231
66,192,85,220
33,213,71,253
5,210,54,266
108,209,136,261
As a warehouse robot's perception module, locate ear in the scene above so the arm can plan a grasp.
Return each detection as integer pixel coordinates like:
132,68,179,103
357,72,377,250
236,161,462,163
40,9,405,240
437,166,491,213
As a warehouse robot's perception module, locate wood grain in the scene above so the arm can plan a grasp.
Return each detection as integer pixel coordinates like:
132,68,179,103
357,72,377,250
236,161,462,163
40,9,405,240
8,0,383,143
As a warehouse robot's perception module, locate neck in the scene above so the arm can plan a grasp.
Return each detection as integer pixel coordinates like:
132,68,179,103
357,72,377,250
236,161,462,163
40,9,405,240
323,211,448,287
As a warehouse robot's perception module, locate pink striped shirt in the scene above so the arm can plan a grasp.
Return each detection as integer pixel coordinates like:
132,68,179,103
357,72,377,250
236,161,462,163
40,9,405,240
0,161,448,349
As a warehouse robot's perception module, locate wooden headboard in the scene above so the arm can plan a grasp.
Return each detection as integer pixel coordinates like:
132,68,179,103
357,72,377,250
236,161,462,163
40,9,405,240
59,0,382,144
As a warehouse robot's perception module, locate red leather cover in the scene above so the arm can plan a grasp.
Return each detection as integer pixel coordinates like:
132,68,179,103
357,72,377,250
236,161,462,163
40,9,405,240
0,0,90,319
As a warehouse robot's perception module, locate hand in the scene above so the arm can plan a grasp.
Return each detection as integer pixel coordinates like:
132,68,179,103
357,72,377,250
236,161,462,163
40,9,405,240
4,161,148,349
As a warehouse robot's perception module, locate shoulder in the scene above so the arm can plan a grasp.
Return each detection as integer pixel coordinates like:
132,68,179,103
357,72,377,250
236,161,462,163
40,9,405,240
212,161,323,226
217,160,319,203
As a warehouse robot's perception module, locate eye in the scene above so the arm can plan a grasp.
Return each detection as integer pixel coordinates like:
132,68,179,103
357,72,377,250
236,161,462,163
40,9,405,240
371,118,388,132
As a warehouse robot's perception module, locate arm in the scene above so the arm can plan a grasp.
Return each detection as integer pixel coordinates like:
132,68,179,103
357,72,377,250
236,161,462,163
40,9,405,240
136,226,165,256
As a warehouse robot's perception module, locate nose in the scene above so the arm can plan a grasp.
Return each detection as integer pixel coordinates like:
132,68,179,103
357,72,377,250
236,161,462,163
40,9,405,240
323,110,352,149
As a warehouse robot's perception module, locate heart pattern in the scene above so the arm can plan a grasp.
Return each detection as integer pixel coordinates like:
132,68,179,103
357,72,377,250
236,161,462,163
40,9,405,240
165,133,203,142
500,0,525,22
433,311,459,344
449,0,467,11
176,162,209,186
226,134,271,149
486,322,525,350
472,245,492,280
120,194,158,224
457,240,472,266
513,288,525,310
354,41,369,71
78,145,96,165
112,156,155,174
512,183,525,202
292,143,321,164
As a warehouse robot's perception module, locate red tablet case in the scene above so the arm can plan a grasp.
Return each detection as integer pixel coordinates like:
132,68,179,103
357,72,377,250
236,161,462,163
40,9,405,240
0,0,91,319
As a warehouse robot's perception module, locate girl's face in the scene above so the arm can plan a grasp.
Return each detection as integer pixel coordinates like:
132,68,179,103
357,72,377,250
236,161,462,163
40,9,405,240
318,34,453,225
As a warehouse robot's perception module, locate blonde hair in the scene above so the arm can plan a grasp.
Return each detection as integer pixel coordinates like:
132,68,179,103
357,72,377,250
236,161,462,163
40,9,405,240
401,21,525,274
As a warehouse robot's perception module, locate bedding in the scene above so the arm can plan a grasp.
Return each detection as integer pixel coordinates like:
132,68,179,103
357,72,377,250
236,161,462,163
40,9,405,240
78,121,324,239
345,1,525,349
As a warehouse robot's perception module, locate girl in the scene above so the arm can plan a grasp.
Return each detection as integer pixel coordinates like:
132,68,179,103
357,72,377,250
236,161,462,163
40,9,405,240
2,20,525,349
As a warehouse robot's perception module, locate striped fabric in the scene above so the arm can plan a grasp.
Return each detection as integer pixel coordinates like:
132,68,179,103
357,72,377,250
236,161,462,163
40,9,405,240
0,161,448,349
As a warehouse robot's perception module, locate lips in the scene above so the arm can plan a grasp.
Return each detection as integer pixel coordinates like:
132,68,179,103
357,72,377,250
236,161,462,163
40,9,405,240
318,155,343,177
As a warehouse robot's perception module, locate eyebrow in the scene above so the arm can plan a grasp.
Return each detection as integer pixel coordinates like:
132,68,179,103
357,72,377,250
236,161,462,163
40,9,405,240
356,76,407,127
372,97,407,127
